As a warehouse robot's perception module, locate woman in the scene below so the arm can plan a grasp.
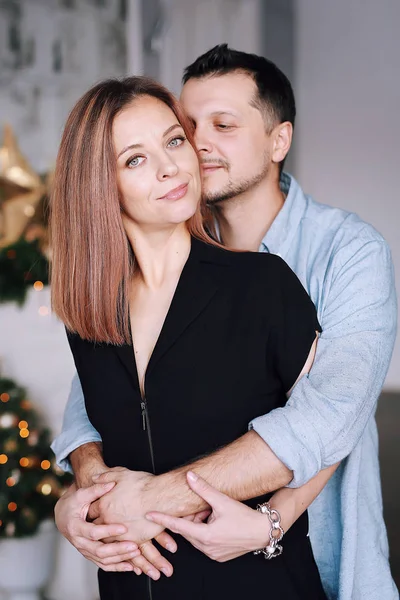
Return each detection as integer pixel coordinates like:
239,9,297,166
51,76,330,599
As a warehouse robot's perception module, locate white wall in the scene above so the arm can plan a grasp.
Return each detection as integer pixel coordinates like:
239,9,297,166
295,0,400,389
153,0,263,94
0,0,127,173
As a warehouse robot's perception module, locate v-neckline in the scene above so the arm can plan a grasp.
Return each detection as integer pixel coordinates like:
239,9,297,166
128,243,193,400
114,237,229,399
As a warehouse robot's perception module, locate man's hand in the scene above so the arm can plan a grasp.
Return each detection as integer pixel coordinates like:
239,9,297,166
91,468,177,580
70,442,108,489
146,471,268,563
55,482,140,571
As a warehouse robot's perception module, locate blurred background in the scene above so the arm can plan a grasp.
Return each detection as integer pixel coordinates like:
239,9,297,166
0,1,398,598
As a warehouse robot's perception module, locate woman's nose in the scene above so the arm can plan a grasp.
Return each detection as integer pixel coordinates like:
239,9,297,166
156,156,179,180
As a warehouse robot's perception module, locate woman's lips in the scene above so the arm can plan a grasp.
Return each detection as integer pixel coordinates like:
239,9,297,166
159,183,188,201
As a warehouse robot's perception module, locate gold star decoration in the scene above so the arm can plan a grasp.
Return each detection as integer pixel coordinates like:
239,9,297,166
0,124,47,249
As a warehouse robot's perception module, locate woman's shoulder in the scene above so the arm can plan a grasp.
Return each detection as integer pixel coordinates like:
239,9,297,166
196,238,287,274
217,244,293,282
196,239,294,296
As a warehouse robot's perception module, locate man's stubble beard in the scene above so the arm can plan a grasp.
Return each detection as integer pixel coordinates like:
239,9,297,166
203,152,271,207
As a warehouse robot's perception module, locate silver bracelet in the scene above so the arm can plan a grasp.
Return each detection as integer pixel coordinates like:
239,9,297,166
253,502,284,560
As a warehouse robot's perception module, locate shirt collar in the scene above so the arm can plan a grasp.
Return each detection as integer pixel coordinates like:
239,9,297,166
213,172,308,257
259,172,307,257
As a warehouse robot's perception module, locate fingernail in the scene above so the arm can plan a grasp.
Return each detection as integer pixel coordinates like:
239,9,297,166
166,543,176,553
115,527,126,535
133,568,141,576
145,513,154,522
187,471,198,482
148,570,159,580
162,568,171,577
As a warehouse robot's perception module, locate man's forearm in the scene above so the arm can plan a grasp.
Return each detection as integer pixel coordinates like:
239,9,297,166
70,442,107,489
148,431,292,516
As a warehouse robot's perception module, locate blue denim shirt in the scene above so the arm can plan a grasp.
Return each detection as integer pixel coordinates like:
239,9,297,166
52,173,398,600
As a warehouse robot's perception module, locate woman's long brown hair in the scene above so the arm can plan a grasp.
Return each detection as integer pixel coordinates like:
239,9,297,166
50,76,218,345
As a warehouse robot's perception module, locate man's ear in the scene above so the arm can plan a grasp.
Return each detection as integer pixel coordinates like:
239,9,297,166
271,122,293,165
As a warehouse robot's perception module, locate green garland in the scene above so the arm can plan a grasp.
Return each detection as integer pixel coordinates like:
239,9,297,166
0,238,49,306
0,376,73,538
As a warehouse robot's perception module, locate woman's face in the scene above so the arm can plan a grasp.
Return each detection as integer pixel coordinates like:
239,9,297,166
113,95,201,231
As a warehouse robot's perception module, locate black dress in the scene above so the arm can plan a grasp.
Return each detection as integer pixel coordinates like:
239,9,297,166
67,237,327,600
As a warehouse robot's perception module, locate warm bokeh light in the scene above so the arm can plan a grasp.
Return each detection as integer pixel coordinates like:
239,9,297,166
18,420,28,429
33,281,44,291
0,393,10,403
8,502,17,512
41,484,52,496
19,457,30,467
0,454,8,464
19,428,29,438
6,477,16,487
41,460,51,470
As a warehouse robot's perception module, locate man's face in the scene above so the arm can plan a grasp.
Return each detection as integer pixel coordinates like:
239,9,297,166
180,72,273,205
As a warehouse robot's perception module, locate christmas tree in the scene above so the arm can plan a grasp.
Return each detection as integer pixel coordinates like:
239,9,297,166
0,376,72,538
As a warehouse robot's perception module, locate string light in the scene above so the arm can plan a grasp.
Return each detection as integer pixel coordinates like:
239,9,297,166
41,460,51,470
19,428,29,438
18,420,28,429
0,454,8,464
19,457,30,467
33,281,44,291
0,413,16,428
0,393,10,403
41,484,52,496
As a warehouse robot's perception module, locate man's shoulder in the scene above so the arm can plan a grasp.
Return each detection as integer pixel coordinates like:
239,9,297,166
302,194,388,250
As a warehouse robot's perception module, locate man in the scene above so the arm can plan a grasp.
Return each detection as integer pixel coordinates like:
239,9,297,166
52,45,398,599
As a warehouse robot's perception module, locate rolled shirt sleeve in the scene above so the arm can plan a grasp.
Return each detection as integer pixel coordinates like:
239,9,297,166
51,372,101,473
250,239,397,487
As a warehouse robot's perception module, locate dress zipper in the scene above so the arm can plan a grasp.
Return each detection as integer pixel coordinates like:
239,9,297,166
140,388,155,600
140,397,156,473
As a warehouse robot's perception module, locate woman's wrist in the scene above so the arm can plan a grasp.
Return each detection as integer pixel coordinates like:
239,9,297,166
253,502,284,559
250,508,274,551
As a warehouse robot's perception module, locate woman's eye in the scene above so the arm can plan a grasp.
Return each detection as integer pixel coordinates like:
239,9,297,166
216,123,232,130
168,136,186,148
127,155,145,168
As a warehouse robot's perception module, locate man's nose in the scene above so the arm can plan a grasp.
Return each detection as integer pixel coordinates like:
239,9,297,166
194,127,213,154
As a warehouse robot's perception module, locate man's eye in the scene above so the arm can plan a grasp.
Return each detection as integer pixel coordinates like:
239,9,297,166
168,136,186,147
127,156,145,168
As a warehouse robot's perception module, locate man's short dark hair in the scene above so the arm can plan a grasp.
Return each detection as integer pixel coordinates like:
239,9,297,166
183,43,296,145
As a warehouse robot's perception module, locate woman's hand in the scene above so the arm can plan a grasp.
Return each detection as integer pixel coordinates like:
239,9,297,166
146,471,269,562
91,467,177,580
54,482,141,571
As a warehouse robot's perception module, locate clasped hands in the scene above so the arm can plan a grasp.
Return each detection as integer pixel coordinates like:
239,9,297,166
55,467,269,580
